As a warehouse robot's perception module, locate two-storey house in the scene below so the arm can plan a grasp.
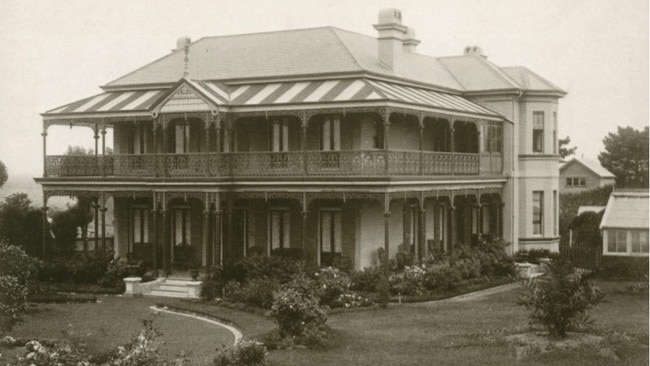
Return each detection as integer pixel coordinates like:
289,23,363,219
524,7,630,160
36,9,565,277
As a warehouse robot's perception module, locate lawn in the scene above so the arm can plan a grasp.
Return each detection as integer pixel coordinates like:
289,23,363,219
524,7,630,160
5,280,648,365
161,280,649,366
6,296,235,365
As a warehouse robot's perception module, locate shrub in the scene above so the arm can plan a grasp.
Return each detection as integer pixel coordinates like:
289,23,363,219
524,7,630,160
271,285,327,338
226,277,280,309
518,259,604,338
201,256,305,301
0,275,28,333
331,292,373,309
214,340,267,366
376,274,391,307
0,242,38,334
0,241,39,283
389,265,426,296
314,267,349,306
37,249,117,285
349,266,383,292
597,256,649,280
423,266,462,291
242,255,305,284
97,257,129,289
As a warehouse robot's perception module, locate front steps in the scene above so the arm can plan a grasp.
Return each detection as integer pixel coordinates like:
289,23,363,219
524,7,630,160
124,277,202,299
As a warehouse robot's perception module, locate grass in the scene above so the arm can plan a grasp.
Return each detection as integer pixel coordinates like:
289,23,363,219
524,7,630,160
5,296,234,365
5,280,647,365
165,280,648,365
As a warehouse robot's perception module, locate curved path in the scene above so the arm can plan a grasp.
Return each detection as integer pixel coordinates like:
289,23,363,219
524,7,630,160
150,305,243,344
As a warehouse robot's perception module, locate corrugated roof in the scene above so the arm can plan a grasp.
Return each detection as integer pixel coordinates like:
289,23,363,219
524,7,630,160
600,191,649,229
560,157,616,178
45,77,500,118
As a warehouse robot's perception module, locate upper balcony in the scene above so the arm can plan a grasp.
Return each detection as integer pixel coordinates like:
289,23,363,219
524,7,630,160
44,149,502,179
40,79,506,182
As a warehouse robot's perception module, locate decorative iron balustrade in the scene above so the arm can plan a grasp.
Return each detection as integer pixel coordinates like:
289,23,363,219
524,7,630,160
44,150,485,179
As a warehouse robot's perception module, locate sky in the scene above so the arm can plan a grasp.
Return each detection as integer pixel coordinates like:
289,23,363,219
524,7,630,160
0,0,647,184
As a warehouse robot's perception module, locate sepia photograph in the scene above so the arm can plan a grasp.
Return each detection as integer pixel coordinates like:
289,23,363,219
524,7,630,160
0,0,647,364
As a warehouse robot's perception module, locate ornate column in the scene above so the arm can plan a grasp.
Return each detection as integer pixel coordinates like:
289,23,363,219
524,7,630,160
100,123,107,177
94,124,99,156
383,109,391,174
213,193,222,266
215,116,222,153
152,195,159,277
41,127,47,177
476,120,482,174
202,194,210,267
93,199,99,251
450,118,455,175
161,116,168,177
301,113,308,175
100,192,107,250
161,192,170,276
433,198,441,252
383,193,391,276
301,192,308,260
41,195,48,259
226,197,234,262
418,114,424,175
418,205,426,264
449,202,456,256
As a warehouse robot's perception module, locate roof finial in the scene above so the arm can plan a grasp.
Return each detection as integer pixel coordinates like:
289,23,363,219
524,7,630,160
177,36,191,78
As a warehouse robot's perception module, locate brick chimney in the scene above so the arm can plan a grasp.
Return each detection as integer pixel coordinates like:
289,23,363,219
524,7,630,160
374,8,408,71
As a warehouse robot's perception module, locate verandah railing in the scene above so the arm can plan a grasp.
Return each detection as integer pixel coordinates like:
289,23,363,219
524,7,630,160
44,150,484,178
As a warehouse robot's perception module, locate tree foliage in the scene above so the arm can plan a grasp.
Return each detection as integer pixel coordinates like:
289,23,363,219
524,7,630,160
0,193,49,257
559,185,612,235
558,136,576,159
50,209,78,256
0,160,7,188
598,126,649,187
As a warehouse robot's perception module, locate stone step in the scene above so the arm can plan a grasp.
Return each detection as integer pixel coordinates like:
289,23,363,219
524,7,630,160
165,279,200,286
147,290,190,298
157,284,190,292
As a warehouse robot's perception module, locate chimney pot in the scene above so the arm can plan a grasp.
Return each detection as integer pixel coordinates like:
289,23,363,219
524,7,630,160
176,36,191,51
403,27,420,53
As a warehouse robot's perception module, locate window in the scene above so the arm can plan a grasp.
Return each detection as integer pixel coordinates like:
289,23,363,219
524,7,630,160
532,111,544,153
607,230,627,253
320,116,341,151
132,206,149,244
270,119,289,152
270,210,290,249
553,190,558,236
129,124,148,154
566,177,586,187
482,122,502,153
373,120,384,149
270,119,290,168
320,210,342,265
174,121,190,153
631,230,649,253
172,207,191,246
532,191,544,235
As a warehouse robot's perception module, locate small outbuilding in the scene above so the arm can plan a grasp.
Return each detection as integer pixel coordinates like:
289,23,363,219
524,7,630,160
560,158,615,193
600,190,648,257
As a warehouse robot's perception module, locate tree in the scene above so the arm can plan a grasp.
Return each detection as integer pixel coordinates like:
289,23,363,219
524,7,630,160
0,193,50,258
50,209,78,256
598,126,649,187
0,160,7,188
558,136,576,159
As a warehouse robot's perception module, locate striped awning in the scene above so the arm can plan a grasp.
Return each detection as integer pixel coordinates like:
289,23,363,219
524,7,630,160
45,89,167,116
44,77,499,118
